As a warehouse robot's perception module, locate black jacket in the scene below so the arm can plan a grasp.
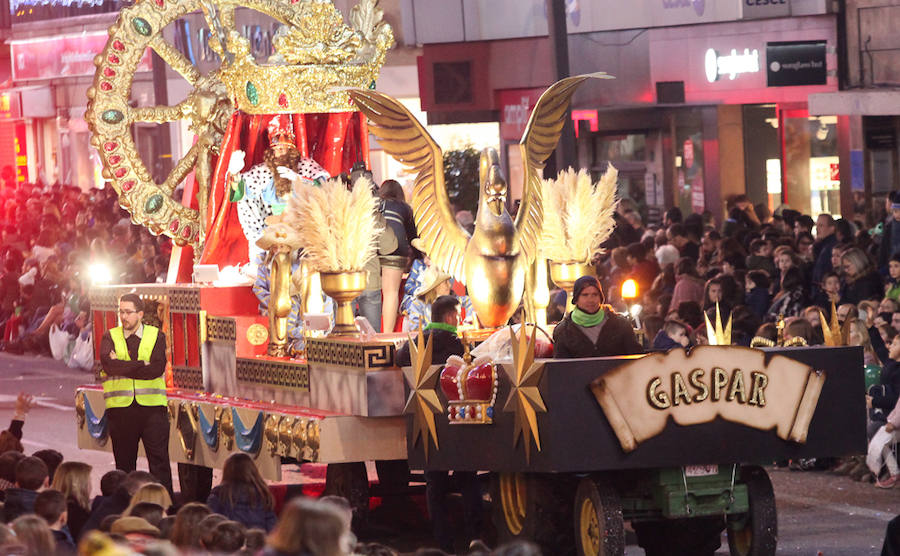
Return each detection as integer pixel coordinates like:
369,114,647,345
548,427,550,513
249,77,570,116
841,271,883,305
80,486,131,535
812,233,837,284
395,328,465,367
2,487,37,523
552,309,643,359
870,359,900,412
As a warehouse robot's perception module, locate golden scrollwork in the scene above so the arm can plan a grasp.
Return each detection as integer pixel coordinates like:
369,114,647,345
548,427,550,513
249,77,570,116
264,414,280,456
277,416,295,457
220,407,235,451
75,392,86,429
293,417,309,458
305,419,320,461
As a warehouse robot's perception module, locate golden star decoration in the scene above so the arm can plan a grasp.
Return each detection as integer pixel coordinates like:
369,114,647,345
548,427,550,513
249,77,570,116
502,325,547,463
402,330,443,461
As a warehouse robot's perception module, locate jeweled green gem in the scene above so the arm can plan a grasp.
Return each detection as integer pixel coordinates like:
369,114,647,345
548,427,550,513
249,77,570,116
144,193,164,214
246,82,259,106
101,109,124,124
132,17,152,36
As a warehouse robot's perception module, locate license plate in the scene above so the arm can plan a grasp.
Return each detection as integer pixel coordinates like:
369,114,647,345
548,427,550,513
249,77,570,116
685,464,719,477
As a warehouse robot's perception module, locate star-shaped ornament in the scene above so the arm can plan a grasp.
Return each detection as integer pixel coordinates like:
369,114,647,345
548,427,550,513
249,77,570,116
402,330,443,461
502,325,547,463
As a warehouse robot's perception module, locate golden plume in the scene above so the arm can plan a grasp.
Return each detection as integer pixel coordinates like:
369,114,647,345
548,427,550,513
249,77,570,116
540,165,618,261
282,177,381,271
704,302,732,346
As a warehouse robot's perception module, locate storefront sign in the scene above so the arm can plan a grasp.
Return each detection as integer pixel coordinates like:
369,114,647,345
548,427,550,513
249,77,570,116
650,16,836,104
704,47,760,82
590,346,825,453
496,88,544,141
766,41,827,87
742,0,790,20
10,32,152,81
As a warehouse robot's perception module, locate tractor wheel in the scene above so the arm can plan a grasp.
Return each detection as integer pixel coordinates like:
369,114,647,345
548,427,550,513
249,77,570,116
491,472,577,554
727,465,777,556
574,475,625,556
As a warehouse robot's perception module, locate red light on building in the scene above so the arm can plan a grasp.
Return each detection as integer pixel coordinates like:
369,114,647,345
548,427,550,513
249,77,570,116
571,109,598,138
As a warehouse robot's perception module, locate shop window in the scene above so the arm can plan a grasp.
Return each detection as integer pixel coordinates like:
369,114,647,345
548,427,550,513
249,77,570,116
783,114,840,218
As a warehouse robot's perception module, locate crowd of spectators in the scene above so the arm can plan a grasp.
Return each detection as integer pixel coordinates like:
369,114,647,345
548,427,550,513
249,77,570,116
0,393,544,555
592,193,900,491
0,182,170,361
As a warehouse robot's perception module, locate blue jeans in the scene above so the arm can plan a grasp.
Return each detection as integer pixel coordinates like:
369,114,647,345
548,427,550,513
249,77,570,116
354,289,382,332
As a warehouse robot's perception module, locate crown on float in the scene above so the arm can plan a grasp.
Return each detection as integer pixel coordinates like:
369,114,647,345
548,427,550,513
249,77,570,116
439,355,499,425
216,0,393,115
704,302,732,346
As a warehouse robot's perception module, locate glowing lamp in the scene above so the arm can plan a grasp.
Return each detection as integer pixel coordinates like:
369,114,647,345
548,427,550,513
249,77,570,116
89,262,112,285
621,279,638,301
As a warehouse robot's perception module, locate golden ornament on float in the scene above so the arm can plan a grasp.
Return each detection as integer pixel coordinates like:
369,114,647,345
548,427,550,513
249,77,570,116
349,73,610,327
280,177,380,337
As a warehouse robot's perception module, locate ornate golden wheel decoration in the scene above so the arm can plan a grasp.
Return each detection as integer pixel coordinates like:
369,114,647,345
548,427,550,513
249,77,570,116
86,0,392,248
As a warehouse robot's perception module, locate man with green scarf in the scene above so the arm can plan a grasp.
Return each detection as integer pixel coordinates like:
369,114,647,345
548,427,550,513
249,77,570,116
553,275,643,358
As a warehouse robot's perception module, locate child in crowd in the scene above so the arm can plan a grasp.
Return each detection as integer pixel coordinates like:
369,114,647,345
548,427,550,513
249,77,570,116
652,319,691,351
34,489,76,552
814,271,843,312
744,270,771,320
867,396,900,488
886,253,900,301
2,456,48,522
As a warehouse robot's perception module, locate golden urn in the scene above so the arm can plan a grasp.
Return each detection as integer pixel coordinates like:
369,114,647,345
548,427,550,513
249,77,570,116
320,270,367,336
548,260,592,311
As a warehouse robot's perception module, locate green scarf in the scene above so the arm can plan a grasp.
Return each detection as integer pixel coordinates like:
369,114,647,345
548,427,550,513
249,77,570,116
571,307,605,328
425,322,457,335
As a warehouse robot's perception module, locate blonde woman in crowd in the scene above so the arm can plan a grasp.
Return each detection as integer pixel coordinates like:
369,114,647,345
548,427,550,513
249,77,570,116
124,482,172,516
50,460,93,539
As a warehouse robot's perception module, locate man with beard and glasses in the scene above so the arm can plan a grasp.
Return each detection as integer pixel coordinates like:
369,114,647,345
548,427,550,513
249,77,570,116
227,115,330,264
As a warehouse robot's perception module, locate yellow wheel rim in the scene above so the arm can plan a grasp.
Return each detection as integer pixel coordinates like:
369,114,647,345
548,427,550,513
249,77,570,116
579,496,601,556
499,473,527,535
731,524,752,555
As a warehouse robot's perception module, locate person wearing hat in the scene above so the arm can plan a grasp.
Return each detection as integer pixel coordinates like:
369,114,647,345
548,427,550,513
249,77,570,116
404,265,475,332
553,275,642,359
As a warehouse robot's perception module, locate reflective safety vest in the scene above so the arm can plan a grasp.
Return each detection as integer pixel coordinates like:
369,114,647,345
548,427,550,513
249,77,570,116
101,325,167,408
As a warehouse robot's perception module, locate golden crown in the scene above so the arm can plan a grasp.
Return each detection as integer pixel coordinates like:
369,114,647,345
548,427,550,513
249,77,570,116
216,0,394,115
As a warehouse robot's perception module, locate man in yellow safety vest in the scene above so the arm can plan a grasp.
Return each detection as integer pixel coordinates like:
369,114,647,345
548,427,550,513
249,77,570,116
98,293,171,493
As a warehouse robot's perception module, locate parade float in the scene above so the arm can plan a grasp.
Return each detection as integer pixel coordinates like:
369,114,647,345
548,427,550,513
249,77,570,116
73,0,866,553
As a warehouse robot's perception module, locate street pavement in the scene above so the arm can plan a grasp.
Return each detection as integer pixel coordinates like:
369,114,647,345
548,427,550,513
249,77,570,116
1,352,897,554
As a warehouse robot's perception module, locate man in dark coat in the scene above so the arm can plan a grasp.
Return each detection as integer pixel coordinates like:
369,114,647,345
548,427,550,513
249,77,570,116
812,213,837,285
395,295,465,367
553,275,643,358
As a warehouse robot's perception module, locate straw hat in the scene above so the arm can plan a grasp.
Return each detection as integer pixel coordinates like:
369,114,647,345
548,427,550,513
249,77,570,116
110,516,160,537
414,265,451,298
411,238,426,253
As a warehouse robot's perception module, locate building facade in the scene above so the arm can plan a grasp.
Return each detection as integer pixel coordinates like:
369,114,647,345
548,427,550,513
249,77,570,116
410,0,847,223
